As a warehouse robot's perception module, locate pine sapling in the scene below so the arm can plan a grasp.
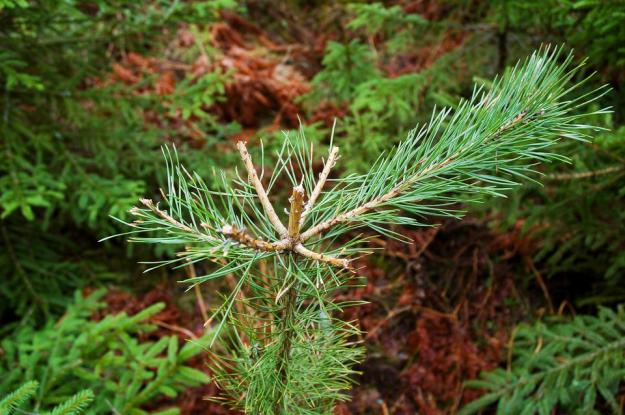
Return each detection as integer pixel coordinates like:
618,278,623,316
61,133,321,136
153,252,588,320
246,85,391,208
111,47,607,414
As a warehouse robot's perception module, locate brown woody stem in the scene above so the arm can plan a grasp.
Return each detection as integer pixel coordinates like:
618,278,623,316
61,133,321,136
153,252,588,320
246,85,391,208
301,146,339,224
294,244,351,270
136,198,218,242
288,185,305,239
237,141,288,237
217,224,290,251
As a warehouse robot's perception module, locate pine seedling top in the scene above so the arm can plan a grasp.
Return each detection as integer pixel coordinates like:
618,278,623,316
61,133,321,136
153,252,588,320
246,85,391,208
112,47,607,414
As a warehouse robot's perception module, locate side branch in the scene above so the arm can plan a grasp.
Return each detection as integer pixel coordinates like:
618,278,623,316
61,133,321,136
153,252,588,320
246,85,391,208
300,146,339,224
237,141,288,237
135,198,217,241
299,174,416,242
207,222,351,269
294,244,351,270
214,224,290,252
300,109,531,241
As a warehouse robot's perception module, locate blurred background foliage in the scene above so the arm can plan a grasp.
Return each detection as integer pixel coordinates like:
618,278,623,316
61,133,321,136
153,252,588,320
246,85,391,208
1,0,624,413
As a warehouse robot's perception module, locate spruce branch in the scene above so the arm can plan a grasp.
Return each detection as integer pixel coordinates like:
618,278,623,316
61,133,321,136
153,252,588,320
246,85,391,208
0,381,39,414
48,389,94,415
461,307,625,415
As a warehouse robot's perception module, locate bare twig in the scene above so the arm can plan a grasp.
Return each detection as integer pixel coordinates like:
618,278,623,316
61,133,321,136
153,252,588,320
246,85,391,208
141,142,352,271
546,165,624,181
526,258,555,314
213,223,352,269
136,198,196,234
135,198,218,242
294,244,351,269
301,146,339,224
184,257,209,323
216,224,290,251
288,185,305,239
152,319,198,340
212,178,351,269
365,305,412,339
237,141,288,237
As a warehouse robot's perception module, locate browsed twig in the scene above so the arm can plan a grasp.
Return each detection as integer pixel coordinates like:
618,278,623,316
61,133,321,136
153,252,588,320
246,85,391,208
237,141,288,237
215,222,351,269
135,198,218,242
216,224,290,251
300,146,339,224
288,185,305,239
294,244,351,269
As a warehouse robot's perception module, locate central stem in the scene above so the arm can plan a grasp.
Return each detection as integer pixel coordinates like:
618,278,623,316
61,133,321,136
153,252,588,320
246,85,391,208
273,185,305,413
287,185,305,240
274,283,298,413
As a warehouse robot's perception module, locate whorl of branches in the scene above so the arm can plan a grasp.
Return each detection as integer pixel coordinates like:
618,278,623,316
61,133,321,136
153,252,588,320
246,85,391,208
108,46,607,414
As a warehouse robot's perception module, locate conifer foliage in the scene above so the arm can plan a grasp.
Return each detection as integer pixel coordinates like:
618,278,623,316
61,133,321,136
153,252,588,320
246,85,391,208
116,47,604,414
0,290,210,414
461,306,625,415
0,0,236,320
0,381,93,415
